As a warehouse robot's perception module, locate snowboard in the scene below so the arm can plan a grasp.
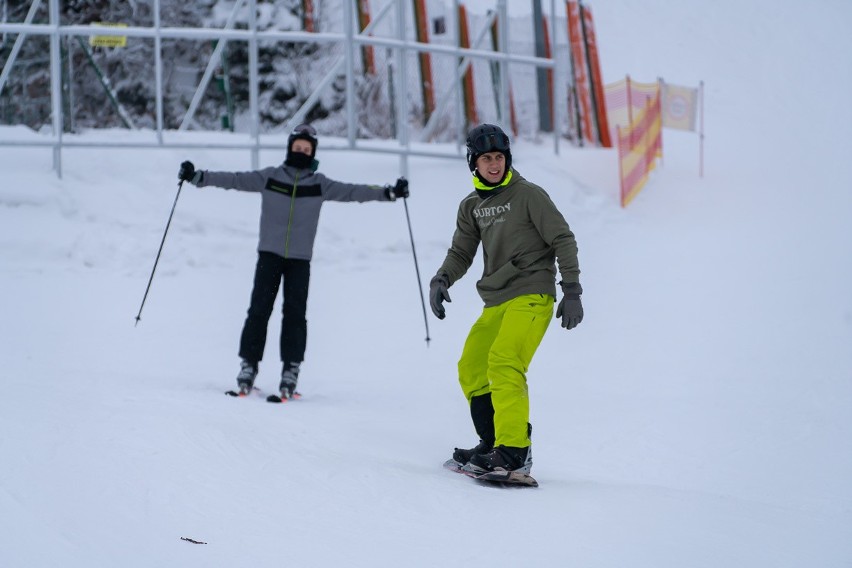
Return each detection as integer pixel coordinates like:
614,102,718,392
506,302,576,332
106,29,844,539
443,459,539,488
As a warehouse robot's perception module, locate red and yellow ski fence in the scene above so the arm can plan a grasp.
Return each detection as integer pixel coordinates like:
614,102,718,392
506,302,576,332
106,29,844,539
616,88,662,207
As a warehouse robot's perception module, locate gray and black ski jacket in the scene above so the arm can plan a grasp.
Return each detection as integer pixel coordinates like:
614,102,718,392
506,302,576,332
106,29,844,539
198,164,391,260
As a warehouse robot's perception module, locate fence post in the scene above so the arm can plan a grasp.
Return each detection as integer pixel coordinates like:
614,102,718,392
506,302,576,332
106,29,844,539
345,0,356,146
395,0,409,176
49,0,62,177
248,0,259,169
497,0,511,135
615,125,622,206
699,80,705,178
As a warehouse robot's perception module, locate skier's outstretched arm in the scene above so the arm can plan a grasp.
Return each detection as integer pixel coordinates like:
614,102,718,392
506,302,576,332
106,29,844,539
177,160,268,192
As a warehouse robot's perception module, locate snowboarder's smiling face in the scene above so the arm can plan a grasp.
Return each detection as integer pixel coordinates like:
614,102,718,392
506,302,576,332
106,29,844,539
290,139,313,156
475,151,506,184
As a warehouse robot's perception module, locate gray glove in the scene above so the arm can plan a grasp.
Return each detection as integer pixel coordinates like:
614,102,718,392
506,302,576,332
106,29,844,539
429,274,451,319
555,282,583,330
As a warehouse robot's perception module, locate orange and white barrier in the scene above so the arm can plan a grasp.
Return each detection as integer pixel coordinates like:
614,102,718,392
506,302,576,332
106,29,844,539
604,76,659,142
608,77,705,180
616,88,662,207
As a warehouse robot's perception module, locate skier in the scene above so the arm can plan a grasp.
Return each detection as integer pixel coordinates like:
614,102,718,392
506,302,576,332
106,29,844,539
431,123,583,477
177,123,409,399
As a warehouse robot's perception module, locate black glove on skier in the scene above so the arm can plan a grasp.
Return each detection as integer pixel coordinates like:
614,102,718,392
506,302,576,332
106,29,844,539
429,274,451,319
385,177,409,200
555,282,583,330
178,160,202,184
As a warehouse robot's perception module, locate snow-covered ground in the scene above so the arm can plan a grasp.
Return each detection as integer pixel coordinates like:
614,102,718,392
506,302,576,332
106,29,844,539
1,1,851,566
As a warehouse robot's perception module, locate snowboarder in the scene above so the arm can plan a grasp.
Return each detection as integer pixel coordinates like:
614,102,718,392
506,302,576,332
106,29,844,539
431,123,583,477
178,123,409,399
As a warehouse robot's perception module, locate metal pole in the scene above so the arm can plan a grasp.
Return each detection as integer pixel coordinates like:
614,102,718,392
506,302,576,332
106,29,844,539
135,181,185,326
49,0,62,177
0,0,42,95
656,77,664,167
699,80,705,178
248,0,259,168
154,0,164,143
616,125,624,207
344,0,356,147
396,0,409,177
402,196,430,346
497,0,510,136
551,0,559,154
62,36,75,133
453,0,463,148
532,0,550,133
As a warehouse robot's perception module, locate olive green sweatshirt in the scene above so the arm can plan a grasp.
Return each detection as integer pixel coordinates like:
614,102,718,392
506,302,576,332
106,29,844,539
436,169,580,307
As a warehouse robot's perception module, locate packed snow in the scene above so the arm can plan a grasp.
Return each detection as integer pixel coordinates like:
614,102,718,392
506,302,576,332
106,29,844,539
1,1,851,566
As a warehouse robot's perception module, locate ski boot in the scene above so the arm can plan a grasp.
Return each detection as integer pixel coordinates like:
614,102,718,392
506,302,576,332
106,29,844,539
236,359,258,395
279,362,301,399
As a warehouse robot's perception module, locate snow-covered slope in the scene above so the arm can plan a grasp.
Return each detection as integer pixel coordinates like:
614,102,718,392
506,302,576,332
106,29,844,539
1,1,851,566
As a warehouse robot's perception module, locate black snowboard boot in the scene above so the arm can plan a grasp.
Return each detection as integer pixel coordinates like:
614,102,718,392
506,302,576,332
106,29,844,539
236,359,258,394
452,439,493,465
451,393,495,465
466,444,533,475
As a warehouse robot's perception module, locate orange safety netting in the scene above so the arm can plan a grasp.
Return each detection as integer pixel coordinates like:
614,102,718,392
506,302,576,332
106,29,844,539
616,88,662,207
605,77,659,143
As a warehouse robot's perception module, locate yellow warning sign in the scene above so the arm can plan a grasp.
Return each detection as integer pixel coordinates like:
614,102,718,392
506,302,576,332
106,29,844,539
89,22,128,48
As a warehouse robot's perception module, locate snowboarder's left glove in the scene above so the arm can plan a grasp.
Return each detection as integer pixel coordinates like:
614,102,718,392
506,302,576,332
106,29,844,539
556,282,583,330
178,161,203,184
385,177,409,200
429,274,451,319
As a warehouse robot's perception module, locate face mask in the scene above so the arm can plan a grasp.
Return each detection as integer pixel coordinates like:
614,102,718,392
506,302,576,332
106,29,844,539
285,151,313,170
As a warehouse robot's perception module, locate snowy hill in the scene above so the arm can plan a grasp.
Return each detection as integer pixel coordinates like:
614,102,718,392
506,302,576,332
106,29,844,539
1,1,851,566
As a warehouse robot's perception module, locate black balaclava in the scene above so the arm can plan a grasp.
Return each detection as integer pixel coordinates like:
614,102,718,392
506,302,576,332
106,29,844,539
285,124,318,170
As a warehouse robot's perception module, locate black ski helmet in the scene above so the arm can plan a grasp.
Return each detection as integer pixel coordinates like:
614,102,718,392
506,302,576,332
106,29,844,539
465,123,512,173
287,123,318,158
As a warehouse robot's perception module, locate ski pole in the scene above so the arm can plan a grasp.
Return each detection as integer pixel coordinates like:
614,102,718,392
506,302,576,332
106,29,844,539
135,180,185,326
402,195,431,346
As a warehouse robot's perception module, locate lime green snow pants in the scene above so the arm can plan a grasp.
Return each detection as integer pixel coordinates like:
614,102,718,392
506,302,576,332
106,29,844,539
457,293,554,448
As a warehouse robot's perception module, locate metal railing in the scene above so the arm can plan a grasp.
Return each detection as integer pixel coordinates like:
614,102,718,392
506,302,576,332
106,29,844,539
0,0,567,177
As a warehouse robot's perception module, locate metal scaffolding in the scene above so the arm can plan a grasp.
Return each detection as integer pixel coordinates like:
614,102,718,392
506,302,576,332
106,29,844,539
0,0,565,177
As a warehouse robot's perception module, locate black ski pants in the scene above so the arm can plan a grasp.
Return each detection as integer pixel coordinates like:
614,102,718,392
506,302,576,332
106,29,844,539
239,251,310,368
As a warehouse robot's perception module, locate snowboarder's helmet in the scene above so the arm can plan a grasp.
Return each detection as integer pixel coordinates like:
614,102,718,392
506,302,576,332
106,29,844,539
465,123,511,173
288,123,318,158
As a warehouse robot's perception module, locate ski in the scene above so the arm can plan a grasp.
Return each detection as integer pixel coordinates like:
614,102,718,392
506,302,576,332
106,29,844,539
225,387,303,404
265,392,302,404
225,386,262,397
442,459,539,488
